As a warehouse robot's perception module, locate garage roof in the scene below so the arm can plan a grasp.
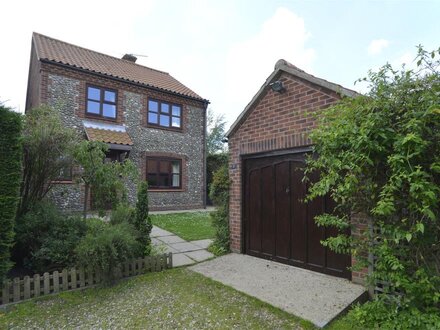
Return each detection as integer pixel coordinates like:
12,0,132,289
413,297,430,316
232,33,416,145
226,59,359,137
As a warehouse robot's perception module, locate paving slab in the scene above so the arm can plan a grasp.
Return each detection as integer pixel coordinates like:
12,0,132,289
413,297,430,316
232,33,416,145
190,253,367,328
169,242,202,253
185,250,214,262
172,253,196,267
190,239,213,249
150,226,174,238
157,235,186,244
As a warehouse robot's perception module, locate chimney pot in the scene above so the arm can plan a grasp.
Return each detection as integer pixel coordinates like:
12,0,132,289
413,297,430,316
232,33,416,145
122,54,137,63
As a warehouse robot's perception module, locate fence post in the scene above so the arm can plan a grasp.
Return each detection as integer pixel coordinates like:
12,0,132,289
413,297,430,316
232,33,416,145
53,271,59,293
43,273,50,295
79,268,85,288
70,268,77,289
2,280,10,305
62,269,68,291
34,274,40,298
13,278,20,302
23,276,31,300
168,252,173,268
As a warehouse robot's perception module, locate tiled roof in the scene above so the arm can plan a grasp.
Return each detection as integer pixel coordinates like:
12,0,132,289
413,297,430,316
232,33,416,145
33,32,206,101
85,127,133,146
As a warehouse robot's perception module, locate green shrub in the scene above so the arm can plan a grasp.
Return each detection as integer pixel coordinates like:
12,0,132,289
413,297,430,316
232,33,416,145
75,221,142,282
110,204,135,225
208,164,230,255
13,201,87,273
134,181,153,255
206,153,228,205
0,105,22,282
346,300,440,330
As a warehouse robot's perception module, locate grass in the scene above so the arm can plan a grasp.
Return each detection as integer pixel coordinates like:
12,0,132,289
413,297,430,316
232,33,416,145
150,211,215,241
0,268,314,329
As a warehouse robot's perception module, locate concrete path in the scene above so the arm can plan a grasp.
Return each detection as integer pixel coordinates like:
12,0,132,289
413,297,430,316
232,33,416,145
151,226,214,267
190,253,367,328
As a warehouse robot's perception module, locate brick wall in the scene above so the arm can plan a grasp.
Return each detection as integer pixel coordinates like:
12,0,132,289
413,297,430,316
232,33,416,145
228,72,340,252
228,71,367,283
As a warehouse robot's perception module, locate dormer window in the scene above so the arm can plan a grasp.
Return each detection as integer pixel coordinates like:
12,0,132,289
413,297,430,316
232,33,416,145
148,99,181,129
86,85,117,119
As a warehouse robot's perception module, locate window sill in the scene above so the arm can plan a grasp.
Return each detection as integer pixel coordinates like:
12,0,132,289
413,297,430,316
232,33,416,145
149,189,184,192
85,114,118,122
52,180,74,184
146,124,182,133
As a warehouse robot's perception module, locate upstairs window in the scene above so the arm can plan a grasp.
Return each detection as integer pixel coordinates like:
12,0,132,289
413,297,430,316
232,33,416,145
148,99,181,129
147,158,181,189
86,85,117,119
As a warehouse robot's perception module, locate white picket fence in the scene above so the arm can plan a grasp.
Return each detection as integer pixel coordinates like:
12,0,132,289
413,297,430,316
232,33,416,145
1,253,172,306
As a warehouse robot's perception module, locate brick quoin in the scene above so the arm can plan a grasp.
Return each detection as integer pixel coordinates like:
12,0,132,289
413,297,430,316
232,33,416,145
227,60,366,283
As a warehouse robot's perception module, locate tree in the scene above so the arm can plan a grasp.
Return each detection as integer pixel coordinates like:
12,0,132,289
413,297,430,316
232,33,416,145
305,46,440,327
18,105,78,216
206,108,227,155
0,105,22,282
73,141,137,218
134,181,153,255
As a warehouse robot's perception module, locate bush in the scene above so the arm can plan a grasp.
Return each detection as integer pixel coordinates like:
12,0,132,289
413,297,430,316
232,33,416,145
75,221,142,282
346,300,440,330
206,153,228,205
134,181,153,255
110,204,135,225
13,201,87,273
208,164,230,255
0,105,22,282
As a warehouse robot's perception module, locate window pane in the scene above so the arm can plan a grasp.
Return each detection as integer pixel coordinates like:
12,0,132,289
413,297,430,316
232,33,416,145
160,115,170,127
148,113,158,124
104,90,116,102
88,87,100,101
161,103,170,113
171,161,180,174
87,101,100,114
172,105,181,116
103,104,116,118
147,174,157,187
172,174,180,187
171,117,181,128
159,160,169,173
158,174,169,187
148,100,158,112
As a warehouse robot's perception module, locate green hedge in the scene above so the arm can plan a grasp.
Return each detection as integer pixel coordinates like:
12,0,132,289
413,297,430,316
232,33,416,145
0,105,22,282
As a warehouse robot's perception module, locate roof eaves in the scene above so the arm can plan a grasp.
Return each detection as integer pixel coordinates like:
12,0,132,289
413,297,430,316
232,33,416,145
40,58,209,104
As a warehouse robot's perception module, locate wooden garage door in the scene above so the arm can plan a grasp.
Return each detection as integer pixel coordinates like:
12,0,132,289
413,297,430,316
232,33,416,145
244,152,351,279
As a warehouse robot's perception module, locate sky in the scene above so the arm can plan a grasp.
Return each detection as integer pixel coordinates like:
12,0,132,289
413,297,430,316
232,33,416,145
1,0,439,129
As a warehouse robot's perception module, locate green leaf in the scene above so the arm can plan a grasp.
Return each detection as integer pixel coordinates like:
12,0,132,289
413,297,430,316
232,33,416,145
405,233,412,242
416,222,425,234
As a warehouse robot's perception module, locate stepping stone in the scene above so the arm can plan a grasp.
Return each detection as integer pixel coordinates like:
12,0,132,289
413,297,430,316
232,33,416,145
151,226,173,238
157,235,186,244
172,253,196,267
169,242,202,253
185,250,214,262
190,239,213,249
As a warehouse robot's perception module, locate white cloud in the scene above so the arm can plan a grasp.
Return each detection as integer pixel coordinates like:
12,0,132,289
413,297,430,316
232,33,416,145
367,39,389,55
223,7,315,125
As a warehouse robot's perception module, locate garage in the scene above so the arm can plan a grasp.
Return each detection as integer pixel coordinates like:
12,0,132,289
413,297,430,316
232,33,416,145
243,151,351,279
226,59,360,282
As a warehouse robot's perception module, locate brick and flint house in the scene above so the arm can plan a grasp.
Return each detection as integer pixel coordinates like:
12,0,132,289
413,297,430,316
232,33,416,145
226,59,368,283
26,32,209,211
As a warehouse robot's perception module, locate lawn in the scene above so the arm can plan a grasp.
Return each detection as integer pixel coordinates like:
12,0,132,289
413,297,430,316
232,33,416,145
150,211,215,241
0,268,314,329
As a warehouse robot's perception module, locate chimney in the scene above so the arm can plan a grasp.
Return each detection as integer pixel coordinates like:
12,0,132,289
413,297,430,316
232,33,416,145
122,54,137,63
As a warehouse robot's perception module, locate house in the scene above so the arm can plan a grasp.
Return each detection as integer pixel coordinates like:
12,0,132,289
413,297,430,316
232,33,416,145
26,33,209,211
226,59,366,284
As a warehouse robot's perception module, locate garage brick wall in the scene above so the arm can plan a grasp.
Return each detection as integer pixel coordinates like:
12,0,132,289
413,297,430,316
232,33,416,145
228,71,366,284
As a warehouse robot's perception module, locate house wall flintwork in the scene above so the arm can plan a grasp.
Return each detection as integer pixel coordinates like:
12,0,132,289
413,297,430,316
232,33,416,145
44,72,206,212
